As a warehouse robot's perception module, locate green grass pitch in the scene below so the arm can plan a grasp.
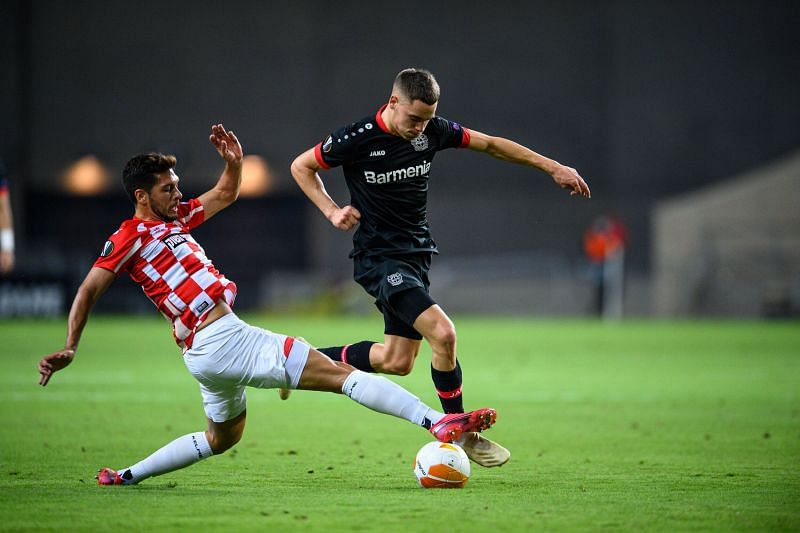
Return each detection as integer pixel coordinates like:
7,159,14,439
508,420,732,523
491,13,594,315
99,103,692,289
1,315,798,531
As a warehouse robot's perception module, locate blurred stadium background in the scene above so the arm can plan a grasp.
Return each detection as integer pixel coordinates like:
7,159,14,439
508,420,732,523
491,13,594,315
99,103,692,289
1,0,798,319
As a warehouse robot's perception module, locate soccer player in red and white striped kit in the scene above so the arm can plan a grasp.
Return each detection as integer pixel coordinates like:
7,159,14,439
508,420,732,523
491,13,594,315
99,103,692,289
37,124,497,486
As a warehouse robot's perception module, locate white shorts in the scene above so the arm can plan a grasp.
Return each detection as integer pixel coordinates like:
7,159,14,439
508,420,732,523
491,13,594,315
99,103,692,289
183,313,310,423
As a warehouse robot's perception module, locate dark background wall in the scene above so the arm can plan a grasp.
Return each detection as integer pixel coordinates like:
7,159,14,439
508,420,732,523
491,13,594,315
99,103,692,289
2,0,798,290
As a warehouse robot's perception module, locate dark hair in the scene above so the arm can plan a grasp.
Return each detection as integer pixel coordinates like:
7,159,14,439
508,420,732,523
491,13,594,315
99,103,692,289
122,153,177,204
393,68,440,105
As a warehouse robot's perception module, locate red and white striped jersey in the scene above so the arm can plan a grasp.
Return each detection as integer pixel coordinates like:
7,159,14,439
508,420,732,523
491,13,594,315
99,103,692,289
94,198,237,351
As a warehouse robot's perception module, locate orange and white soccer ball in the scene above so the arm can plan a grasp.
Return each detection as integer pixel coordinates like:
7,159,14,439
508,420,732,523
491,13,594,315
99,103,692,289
413,441,470,488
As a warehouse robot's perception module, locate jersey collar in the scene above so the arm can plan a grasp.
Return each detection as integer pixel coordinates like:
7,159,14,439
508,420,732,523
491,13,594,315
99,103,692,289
375,104,393,135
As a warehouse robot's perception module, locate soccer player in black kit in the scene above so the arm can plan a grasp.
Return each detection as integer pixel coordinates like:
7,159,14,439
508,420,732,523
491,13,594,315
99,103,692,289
291,68,591,467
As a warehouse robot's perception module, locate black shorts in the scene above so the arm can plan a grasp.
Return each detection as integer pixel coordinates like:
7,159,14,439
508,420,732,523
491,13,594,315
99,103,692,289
353,253,436,340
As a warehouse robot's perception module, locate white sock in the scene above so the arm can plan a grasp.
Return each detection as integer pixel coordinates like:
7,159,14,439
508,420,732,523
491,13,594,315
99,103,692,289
120,431,213,484
342,370,444,427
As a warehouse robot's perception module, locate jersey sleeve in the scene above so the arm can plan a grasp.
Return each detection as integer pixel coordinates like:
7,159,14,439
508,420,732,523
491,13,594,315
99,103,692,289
93,226,143,275
314,123,360,169
430,117,471,150
177,198,205,230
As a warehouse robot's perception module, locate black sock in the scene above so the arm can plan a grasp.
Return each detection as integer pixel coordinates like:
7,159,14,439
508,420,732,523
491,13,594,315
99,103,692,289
431,360,463,413
318,346,346,361
319,341,376,373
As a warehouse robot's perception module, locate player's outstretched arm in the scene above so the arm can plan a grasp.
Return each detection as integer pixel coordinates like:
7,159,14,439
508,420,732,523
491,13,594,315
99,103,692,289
198,124,244,221
290,148,361,231
467,129,591,198
38,267,115,386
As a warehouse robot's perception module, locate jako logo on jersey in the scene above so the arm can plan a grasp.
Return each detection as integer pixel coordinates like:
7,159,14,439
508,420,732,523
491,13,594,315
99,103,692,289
369,150,386,157
387,272,403,286
322,135,333,153
100,240,114,257
364,161,431,184
162,233,189,250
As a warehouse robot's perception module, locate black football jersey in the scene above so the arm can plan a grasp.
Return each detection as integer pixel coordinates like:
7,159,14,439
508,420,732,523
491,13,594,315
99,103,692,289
314,105,470,258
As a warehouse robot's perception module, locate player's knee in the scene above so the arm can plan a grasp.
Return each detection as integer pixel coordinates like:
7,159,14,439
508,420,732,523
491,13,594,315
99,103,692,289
429,321,457,352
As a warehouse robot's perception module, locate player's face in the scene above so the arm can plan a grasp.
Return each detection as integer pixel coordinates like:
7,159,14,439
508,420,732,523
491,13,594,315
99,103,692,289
146,170,183,222
391,97,437,140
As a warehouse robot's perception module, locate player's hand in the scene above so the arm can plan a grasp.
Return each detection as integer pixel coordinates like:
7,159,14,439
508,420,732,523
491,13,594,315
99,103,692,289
552,164,591,198
38,349,75,386
329,205,361,231
209,124,243,165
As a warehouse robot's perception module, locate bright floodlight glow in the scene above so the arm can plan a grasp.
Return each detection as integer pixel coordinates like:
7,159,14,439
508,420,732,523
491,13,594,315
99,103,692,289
239,155,273,197
62,155,110,195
